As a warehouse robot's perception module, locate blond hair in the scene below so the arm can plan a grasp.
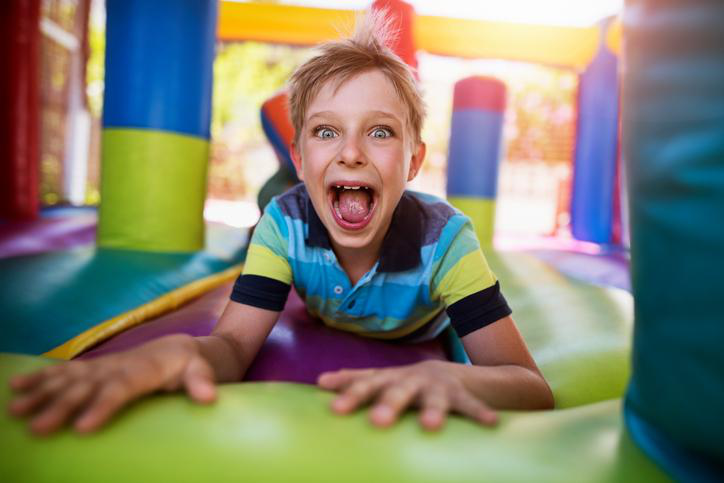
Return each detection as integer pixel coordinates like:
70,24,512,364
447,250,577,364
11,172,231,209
288,10,425,145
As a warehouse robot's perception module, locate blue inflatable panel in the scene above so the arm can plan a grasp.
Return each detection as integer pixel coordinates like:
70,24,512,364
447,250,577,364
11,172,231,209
446,110,504,199
103,0,217,139
570,23,619,244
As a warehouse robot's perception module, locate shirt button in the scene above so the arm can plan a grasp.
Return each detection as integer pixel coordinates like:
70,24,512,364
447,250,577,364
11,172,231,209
334,285,343,295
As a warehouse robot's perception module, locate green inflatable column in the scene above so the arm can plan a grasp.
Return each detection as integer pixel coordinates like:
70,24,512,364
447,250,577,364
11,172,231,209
98,0,218,252
623,0,724,479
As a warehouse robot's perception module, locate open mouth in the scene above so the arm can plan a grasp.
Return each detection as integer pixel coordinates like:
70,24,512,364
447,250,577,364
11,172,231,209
327,182,378,231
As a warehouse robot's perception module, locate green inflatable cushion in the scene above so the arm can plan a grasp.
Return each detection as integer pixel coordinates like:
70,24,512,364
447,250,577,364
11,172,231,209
487,252,633,408
0,353,665,482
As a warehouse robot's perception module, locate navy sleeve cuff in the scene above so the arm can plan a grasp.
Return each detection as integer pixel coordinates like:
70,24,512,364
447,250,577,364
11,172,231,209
446,281,512,338
230,274,291,312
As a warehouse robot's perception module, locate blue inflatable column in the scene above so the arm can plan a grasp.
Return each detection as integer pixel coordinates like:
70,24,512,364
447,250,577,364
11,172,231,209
623,1,724,479
446,77,507,247
569,19,619,244
99,0,218,252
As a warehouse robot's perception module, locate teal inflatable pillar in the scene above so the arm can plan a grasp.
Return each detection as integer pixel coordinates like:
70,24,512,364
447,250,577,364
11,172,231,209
623,0,724,479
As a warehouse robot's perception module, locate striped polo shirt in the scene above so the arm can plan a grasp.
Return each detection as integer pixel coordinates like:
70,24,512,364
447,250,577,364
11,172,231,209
231,184,511,342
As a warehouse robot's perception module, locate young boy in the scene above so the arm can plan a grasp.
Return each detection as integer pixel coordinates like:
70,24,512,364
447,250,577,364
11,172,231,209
9,14,553,435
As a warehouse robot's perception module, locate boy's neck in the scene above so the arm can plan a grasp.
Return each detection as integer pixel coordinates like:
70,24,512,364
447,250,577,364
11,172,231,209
331,236,384,286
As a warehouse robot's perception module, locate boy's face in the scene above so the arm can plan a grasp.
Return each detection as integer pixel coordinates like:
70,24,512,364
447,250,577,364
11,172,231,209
291,70,425,253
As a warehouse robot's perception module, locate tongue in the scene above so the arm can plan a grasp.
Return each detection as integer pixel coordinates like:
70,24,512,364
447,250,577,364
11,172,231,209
338,189,372,223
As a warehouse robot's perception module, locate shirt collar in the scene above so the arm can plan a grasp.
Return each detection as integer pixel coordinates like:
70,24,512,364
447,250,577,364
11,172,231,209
305,189,422,273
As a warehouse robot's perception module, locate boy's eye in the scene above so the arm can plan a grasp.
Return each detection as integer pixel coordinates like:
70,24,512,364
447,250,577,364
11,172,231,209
315,127,337,139
370,127,392,139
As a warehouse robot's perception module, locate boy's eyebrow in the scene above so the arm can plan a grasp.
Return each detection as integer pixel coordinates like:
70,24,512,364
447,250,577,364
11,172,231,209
306,110,402,124
306,111,337,122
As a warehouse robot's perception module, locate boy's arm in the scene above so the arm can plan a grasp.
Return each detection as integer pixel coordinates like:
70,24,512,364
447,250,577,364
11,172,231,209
8,300,279,435
318,316,553,431
457,315,553,411
10,200,293,435
200,300,281,382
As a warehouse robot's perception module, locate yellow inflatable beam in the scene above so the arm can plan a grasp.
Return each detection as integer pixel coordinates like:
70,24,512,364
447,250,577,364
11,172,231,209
44,264,244,360
218,2,620,69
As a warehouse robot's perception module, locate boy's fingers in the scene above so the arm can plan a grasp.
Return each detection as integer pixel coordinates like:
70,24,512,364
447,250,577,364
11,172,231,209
318,368,377,390
8,391,47,417
452,393,498,427
331,374,390,414
11,361,91,393
8,374,70,416
183,356,216,404
9,371,47,392
418,388,450,431
29,381,95,435
419,407,447,431
369,381,421,427
74,377,140,433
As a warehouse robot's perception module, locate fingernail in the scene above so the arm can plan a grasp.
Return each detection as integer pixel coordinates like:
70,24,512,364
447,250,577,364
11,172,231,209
198,384,216,401
482,412,498,425
423,412,442,428
75,417,94,433
372,405,393,423
331,397,349,412
8,400,24,414
30,417,51,435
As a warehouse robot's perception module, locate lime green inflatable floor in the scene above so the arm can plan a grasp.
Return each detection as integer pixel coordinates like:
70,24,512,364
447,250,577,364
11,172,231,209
0,354,666,483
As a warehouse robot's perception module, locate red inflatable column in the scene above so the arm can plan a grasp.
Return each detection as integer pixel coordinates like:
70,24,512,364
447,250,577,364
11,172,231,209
0,0,41,220
372,0,417,73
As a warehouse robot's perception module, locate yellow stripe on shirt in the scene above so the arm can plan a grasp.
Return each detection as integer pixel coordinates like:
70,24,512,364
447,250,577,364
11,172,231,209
432,249,497,306
243,243,293,285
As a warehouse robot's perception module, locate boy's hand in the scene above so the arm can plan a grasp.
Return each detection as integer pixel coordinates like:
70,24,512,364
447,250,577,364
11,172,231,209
7,334,216,435
317,360,498,431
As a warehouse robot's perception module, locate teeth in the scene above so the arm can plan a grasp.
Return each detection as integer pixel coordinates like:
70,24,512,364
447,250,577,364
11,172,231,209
333,184,371,191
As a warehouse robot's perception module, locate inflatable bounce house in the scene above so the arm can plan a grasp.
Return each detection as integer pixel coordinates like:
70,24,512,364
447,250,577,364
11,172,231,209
1,0,722,481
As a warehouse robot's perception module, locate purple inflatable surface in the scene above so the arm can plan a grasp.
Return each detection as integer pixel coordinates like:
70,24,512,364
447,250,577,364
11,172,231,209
0,213,96,259
527,249,631,292
79,282,447,384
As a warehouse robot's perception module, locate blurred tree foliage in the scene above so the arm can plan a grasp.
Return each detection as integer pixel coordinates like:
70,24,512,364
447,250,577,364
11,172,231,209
86,11,104,119
504,67,576,164
39,0,79,205
208,42,310,200
84,0,105,205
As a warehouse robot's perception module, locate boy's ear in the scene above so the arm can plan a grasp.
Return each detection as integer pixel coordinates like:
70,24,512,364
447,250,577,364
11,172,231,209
290,142,304,181
407,142,426,182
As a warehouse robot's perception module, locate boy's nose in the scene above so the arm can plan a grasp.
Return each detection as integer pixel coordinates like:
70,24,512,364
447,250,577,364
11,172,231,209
338,136,367,168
